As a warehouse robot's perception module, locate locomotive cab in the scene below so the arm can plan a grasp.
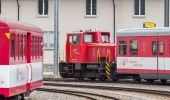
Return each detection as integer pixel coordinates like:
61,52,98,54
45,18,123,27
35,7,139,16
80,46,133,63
59,31,116,81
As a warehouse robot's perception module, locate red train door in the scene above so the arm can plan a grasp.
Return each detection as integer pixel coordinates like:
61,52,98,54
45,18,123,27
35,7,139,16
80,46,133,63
70,35,81,62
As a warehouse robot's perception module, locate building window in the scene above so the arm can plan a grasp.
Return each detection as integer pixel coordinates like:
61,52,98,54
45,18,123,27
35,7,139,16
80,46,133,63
38,0,48,16
119,40,127,55
130,40,138,55
134,0,145,16
44,31,54,49
86,0,97,16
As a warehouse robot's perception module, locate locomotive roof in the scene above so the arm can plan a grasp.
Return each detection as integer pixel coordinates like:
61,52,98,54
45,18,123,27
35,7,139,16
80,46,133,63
0,19,42,33
117,27,170,37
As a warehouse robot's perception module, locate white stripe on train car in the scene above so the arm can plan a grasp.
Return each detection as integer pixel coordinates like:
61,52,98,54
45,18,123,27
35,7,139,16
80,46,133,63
0,62,42,88
117,57,170,70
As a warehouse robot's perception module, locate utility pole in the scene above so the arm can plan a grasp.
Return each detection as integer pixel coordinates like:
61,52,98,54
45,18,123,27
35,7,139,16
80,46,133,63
165,0,169,27
54,0,59,75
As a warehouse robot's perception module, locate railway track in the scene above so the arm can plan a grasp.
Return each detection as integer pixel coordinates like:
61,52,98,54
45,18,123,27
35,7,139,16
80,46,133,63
43,82,170,98
36,88,119,100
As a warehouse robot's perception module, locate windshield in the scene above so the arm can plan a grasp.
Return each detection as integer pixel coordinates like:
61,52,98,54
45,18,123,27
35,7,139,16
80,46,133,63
84,34,93,42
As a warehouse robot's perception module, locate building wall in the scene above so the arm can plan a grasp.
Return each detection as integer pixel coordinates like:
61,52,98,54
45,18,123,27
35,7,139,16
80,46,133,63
115,0,164,30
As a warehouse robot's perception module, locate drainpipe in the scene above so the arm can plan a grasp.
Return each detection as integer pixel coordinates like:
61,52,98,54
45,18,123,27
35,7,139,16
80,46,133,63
165,0,169,27
16,0,20,21
112,0,116,43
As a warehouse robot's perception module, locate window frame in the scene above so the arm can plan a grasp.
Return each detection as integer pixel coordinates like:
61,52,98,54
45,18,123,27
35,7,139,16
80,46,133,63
85,0,97,17
119,40,127,56
134,0,145,16
130,39,138,55
38,0,48,17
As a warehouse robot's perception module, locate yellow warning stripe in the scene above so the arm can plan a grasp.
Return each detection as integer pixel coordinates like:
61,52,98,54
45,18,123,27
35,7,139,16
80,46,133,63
105,66,110,72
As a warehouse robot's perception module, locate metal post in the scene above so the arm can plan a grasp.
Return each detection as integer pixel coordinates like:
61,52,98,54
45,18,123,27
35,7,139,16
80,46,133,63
165,0,169,27
54,0,59,75
16,0,20,21
112,0,116,44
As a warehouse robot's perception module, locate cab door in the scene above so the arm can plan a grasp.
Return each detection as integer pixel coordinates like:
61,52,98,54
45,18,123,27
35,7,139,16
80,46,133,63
70,35,81,62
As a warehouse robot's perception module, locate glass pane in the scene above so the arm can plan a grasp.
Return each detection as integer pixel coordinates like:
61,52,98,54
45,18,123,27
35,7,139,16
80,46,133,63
152,41,157,55
73,36,80,44
10,35,15,61
140,0,145,15
101,34,109,43
86,0,91,15
134,0,139,15
119,41,127,55
84,34,92,42
159,41,164,55
92,0,96,15
20,35,23,60
49,32,54,48
44,0,48,15
130,40,138,55
38,0,43,15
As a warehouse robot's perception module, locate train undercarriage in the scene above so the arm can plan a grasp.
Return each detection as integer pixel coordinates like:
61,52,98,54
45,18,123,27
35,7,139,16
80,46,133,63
59,62,116,81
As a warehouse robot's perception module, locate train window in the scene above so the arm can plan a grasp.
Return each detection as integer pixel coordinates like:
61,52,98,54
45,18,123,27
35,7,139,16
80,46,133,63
159,41,164,55
84,34,92,42
130,40,138,55
23,35,26,60
16,35,19,61
32,36,34,59
73,35,80,44
69,36,73,44
119,40,127,55
34,37,37,59
10,34,15,61
101,34,109,43
20,35,23,60
152,41,157,55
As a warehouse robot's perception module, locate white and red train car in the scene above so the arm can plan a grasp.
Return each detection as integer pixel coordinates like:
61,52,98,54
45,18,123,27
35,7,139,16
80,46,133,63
116,27,170,83
0,19,43,100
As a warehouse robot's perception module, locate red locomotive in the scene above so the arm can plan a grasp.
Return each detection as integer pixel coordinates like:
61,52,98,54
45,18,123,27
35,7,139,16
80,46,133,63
60,27,170,83
0,19,43,100
59,31,116,81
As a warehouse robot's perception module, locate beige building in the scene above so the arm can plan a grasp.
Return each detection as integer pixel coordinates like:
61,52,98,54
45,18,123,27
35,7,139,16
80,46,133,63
0,0,168,66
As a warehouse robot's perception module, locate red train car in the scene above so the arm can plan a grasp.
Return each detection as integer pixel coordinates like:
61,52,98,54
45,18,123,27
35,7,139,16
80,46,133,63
116,27,170,83
59,31,116,81
0,19,43,100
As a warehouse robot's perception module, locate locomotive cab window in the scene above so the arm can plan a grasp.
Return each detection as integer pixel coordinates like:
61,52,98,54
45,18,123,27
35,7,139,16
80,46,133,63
101,34,109,43
119,40,127,55
84,34,93,42
73,35,80,44
130,40,138,55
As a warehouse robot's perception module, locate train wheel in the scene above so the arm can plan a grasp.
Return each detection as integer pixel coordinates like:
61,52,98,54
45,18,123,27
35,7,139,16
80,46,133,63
133,76,141,83
77,77,84,80
0,96,5,100
89,77,96,81
146,79,154,83
99,76,106,81
161,80,167,84
60,73,67,78
6,95,20,100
